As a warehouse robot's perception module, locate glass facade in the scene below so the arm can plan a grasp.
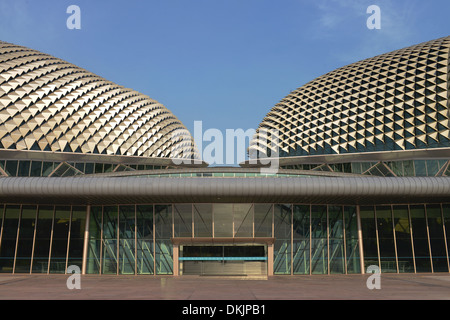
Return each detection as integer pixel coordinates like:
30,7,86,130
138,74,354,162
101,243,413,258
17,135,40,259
0,159,169,177
0,205,86,274
0,202,449,275
360,204,450,273
281,159,450,177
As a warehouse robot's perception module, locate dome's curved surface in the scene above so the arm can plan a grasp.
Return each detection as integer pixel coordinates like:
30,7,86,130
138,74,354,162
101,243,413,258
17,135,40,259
0,41,199,159
250,36,450,158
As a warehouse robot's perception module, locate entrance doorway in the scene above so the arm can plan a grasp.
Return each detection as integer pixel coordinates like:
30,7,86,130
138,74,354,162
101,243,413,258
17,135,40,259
179,244,267,276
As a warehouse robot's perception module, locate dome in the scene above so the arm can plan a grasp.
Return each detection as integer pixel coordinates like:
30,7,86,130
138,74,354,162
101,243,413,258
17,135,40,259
0,41,199,160
250,36,450,158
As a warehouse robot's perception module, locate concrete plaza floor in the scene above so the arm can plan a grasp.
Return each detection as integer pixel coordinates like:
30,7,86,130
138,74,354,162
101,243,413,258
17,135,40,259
0,273,449,300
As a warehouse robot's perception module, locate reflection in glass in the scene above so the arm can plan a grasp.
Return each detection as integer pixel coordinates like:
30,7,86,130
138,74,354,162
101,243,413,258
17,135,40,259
67,206,86,270
193,204,212,237
376,206,396,273
119,206,135,274
49,206,70,273
410,205,432,272
155,205,172,274
214,204,233,237
344,206,360,274
392,206,414,273
329,206,344,274
234,204,253,237
137,205,154,274
311,205,327,274
102,206,118,274
293,205,309,274
174,204,192,237
32,206,53,273
360,206,378,269
15,206,37,273
274,204,291,274
426,204,448,272
254,204,272,237
86,206,102,274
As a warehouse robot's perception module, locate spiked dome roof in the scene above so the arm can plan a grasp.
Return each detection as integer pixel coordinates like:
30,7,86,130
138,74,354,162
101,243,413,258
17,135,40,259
250,36,450,158
0,41,199,160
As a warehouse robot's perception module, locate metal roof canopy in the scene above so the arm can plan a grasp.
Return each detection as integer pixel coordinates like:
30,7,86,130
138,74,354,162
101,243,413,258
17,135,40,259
0,176,449,205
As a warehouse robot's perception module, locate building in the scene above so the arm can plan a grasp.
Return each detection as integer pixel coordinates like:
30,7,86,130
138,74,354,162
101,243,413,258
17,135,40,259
0,36,449,277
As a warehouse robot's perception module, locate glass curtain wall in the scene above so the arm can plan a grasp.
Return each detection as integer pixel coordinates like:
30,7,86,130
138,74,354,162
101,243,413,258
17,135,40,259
274,204,360,275
0,205,86,274
1,203,449,275
360,204,450,273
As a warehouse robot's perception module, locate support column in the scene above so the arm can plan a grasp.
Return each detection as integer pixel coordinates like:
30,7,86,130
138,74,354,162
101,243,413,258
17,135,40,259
356,205,365,274
267,244,274,276
173,244,179,276
81,205,90,275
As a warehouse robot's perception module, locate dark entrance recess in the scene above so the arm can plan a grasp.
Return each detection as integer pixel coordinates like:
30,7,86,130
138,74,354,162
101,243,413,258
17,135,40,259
179,245,267,276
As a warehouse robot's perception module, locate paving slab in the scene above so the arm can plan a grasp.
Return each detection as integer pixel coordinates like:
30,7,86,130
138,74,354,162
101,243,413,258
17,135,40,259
0,273,449,300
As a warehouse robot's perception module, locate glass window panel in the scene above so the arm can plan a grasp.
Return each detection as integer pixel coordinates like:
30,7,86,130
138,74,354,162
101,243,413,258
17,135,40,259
32,206,53,273
293,205,310,274
328,206,344,274
443,204,450,270
67,206,86,269
15,205,37,273
410,205,432,272
87,240,101,274
414,160,427,176
403,160,415,176
0,205,20,273
86,206,102,274
376,206,397,273
136,205,154,274
17,160,30,177
293,205,309,239
102,206,118,274
136,205,153,275
426,204,448,272
102,239,117,274
155,205,172,240
254,204,272,237
30,161,42,177
49,206,70,273
293,239,310,274
193,204,212,237
137,240,154,275
155,239,173,274
213,204,233,237
103,206,118,239
118,206,135,275
344,206,360,274
311,206,327,274
360,206,379,269
41,162,54,176
274,204,291,275
174,204,192,238
155,205,172,274
137,205,153,239
5,160,18,176
426,160,439,176
85,163,94,174
234,204,253,237
392,205,414,273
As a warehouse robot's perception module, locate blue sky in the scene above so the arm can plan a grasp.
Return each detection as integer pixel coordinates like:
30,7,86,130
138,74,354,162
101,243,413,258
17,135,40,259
0,0,449,163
